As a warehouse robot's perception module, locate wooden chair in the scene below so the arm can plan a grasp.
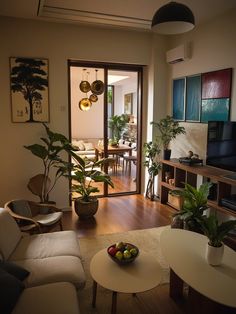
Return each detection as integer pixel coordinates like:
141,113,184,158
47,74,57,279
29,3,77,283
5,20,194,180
4,199,63,234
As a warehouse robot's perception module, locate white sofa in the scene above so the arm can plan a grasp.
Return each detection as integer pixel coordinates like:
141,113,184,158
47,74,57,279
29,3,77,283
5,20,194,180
72,138,101,160
0,208,86,314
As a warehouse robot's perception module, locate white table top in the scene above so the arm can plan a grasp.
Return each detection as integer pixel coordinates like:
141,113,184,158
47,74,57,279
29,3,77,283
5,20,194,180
90,249,162,293
160,228,236,308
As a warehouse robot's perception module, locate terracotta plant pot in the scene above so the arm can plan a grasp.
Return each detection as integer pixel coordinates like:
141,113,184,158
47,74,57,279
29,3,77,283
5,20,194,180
74,197,98,219
205,243,224,266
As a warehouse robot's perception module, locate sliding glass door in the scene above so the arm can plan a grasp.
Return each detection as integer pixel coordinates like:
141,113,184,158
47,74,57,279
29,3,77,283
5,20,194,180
69,61,142,197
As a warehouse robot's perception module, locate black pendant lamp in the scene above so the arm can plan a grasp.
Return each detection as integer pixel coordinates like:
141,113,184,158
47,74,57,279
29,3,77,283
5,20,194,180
152,2,195,35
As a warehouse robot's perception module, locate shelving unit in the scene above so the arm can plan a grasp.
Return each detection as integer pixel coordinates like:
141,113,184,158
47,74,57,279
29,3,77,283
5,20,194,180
160,159,236,217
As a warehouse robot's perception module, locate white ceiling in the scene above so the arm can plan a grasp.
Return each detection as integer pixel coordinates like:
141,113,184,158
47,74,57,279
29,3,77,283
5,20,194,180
0,0,236,32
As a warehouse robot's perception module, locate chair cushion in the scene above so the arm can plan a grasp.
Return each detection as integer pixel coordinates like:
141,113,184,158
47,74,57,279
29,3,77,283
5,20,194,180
12,282,80,314
13,256,86,290
12,200,32,218
0,260,30,281
0,268,25,314
9,230,82,260
34,212,62,226
0,209,22,260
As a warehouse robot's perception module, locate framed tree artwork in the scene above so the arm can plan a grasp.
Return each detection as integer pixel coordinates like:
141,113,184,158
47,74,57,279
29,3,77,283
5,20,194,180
124,93,133,114
10,57,49,122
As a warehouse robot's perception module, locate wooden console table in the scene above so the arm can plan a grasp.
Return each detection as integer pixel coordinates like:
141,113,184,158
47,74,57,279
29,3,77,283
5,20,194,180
160,158,236,218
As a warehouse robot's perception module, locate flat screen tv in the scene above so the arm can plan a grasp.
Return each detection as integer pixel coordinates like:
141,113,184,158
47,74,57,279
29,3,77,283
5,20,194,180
206,121,236,173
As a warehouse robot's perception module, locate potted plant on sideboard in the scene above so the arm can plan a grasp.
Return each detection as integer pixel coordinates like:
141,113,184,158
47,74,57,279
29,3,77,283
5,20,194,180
24,123,76,204
199,214,236,266
70,153,114,219
170,182,211,232
108,114,129,147
152,115,185,160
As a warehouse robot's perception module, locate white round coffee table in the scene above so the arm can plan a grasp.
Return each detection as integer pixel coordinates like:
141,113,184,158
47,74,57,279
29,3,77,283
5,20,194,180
90,248,162,314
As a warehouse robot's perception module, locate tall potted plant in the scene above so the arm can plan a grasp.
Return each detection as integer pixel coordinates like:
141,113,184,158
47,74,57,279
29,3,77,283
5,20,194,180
143,141,162,201
108,114,129,146
199,214,236,265
152,115,185,160
70,153,114,219
24,123,76,203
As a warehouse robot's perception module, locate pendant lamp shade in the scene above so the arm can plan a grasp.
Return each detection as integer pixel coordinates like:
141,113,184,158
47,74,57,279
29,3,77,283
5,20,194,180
152,2,195,35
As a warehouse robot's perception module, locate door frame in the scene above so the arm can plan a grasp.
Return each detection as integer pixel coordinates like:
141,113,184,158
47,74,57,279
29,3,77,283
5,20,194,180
68,60,143,198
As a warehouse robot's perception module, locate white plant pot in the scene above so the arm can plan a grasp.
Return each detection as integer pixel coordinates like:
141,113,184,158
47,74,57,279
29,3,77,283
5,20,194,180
205,243,224,266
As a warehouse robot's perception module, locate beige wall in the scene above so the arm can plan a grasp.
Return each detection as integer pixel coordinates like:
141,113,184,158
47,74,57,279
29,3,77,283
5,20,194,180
166,9,236,160
0,16,168,207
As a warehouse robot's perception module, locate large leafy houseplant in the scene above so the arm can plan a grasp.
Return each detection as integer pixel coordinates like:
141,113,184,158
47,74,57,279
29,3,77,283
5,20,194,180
70,153,114,218
24,123,76,203
108,114,129,146
152,115,185,159
143,141,162,201
171,182,212,231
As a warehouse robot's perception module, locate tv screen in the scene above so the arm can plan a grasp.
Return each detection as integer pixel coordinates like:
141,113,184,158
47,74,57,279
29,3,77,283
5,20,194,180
206,121,236,172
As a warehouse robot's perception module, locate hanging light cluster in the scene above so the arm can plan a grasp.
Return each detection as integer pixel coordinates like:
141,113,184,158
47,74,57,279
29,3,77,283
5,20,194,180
78,69,105,111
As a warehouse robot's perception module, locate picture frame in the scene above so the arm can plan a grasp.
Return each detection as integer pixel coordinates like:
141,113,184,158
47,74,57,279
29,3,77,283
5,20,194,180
10,57,49,123
124,93,133,114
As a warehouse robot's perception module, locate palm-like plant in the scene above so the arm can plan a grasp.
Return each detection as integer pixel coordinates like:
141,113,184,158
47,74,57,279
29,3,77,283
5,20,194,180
108,114,129,145
171,182,212,231
199,214,236,247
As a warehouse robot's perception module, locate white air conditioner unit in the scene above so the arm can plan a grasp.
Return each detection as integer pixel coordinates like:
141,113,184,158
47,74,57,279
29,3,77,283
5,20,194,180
166,44,190,64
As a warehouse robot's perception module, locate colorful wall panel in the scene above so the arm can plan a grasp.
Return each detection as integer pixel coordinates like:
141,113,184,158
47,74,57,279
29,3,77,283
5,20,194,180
173,78,185,121
186,75,201,121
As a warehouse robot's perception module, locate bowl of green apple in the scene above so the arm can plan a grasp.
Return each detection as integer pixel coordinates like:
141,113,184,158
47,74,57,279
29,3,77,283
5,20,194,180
107,242,139,265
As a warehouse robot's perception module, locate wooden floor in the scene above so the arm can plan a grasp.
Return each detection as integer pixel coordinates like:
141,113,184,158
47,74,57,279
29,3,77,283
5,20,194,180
62,194,176,238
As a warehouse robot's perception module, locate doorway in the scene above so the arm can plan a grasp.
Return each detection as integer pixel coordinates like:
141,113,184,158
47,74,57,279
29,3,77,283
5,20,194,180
68,61,142,197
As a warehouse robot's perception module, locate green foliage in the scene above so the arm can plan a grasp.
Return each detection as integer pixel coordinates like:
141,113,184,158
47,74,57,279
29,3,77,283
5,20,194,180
199,214,236,247
171,182,212,231
70,153,114,202
143,141,162,177
151,115,186,150
108,114,129,145
24,123,76,203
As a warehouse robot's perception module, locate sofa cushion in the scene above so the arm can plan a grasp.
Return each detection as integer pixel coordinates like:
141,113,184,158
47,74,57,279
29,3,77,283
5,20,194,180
0,209,22,260
13,256,86,290
83,142,94,151
12,282,80,314
0,260,29,281
9,230,81,261
0,268,25,314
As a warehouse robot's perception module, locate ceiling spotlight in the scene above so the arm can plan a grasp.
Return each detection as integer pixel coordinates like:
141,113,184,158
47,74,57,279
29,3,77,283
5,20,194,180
152,1,195,35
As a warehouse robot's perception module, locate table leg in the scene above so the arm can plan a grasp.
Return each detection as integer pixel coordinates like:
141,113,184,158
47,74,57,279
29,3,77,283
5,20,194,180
111,291,117,314
92,280,97,308
169,268,184,300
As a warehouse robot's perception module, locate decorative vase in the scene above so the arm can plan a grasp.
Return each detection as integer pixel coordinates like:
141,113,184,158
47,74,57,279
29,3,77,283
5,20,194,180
205,243,224,266
163,149,171,160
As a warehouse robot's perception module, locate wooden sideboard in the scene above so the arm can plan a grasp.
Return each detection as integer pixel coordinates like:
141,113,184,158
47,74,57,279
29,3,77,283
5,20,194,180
160,158,236,218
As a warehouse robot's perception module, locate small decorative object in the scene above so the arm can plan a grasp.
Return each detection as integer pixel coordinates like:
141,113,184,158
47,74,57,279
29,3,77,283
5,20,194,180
10,57,49,123
143,141,162,201
199,214,236,266
107,242,139,265
69,154,114,219
151,116,186,160
89,94,98,102
165,171,172,183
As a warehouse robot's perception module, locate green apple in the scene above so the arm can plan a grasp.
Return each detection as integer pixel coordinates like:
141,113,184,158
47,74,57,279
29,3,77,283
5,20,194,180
130,248,138,256
125,244,133,251
116,242,124,250
115,251,123,260
123,250,131,259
